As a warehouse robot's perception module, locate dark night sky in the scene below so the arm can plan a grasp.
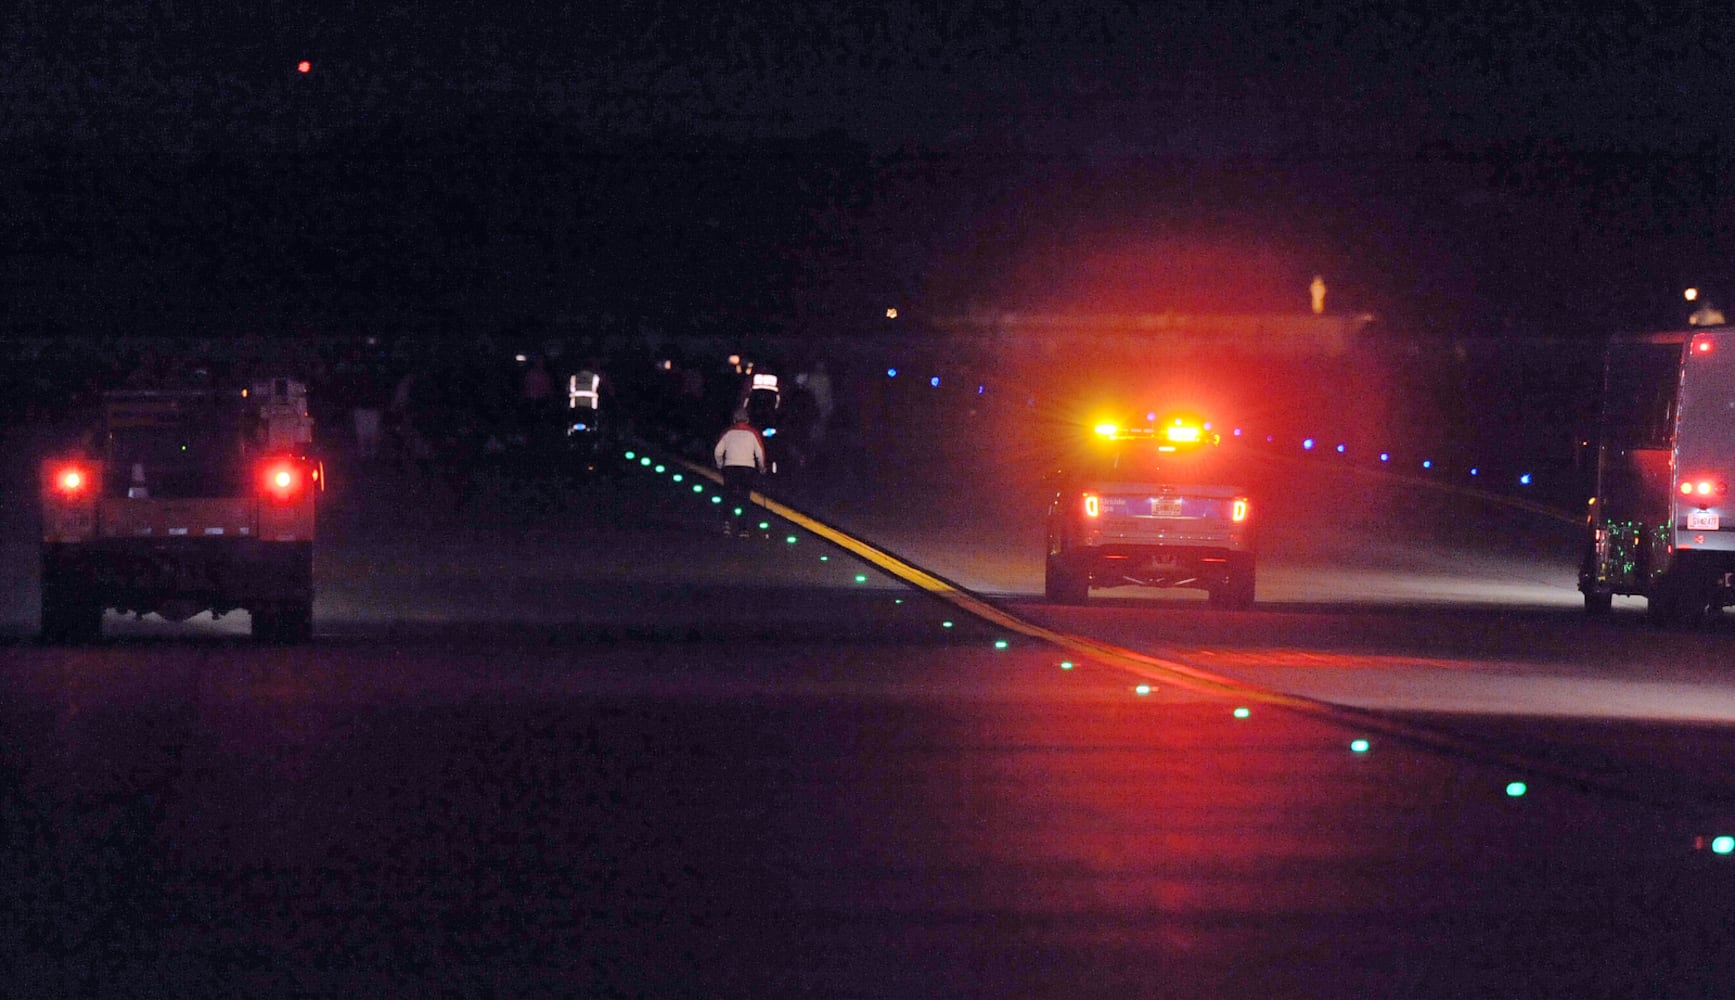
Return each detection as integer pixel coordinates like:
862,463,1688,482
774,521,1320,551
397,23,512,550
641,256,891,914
5,1,1735,335
7,2,1732,153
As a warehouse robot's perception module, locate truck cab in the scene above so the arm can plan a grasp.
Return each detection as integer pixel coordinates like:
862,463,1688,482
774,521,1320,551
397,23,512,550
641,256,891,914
1582,329,1735,621
39,378,323,643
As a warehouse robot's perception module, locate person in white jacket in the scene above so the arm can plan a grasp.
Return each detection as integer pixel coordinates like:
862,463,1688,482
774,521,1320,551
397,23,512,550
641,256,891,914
713,410,766,534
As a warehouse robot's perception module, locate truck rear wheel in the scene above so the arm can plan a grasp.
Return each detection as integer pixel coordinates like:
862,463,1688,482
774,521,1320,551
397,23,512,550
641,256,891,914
40,593,102,645
252,601,313,644
1208,554,1256,610
1648,568,1709,627
40,572,102,645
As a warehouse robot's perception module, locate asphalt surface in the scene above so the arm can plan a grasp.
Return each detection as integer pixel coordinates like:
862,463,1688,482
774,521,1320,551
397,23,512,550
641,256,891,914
4,428,1735,996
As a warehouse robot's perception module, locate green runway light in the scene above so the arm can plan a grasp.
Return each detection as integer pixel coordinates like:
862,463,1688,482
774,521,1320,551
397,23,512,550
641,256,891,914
1060,661,1074,670
710,496,722,504
654,464,665,473
1350,739,1371,753
1713,836,1735,855
855,574,868,583
693,484,704,493
894,599,903,605
1233,707,1250,719
624,450,636,460
1505,781,1528,798
942,620,954,628
733,507,744,516
820,555,829,562
785,535,797,544
640,456,652,466
672,474,683,482
1135,684,1152,695
994,639,1008,649
758,522,770,530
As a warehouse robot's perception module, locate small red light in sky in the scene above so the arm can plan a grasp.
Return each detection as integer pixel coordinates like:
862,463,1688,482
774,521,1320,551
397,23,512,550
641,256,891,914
297,60,311,74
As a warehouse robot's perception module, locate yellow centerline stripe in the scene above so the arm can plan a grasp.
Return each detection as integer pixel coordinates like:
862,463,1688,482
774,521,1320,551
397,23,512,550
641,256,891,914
670,450,1712,806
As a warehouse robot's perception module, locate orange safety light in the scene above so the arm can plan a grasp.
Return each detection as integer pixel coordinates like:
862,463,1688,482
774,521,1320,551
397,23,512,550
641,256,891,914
1083,493,1100,518
1231,498,1250,522
1165,423,1202,443
1094,422,1119,438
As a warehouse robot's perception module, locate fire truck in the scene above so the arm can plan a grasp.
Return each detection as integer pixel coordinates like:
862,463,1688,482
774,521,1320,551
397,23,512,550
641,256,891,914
1581,328,1735,621
39,377,322,643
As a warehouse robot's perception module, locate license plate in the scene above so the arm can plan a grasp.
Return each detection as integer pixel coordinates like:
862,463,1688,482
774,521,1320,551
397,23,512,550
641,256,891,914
1151,497,1183,517
1688,510,1720,531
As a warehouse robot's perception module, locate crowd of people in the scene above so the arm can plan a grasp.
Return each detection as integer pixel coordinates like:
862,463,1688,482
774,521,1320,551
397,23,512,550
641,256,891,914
0,336,849,502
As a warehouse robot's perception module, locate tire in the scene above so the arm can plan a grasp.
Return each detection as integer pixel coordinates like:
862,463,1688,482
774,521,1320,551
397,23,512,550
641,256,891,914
1045,555,1089,605
1647,569,1708,627
40,589,102,645
39,563,102,645
1221,555,1263,611
252,601,313,644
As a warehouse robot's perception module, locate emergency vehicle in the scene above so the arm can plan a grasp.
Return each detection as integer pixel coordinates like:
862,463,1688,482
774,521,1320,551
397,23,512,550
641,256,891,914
1045,418,1256,608
39,377,323,643
1581,328,1735,621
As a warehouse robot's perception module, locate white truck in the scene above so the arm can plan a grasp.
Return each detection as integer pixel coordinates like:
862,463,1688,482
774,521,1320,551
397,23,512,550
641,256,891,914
1581,328,1735,621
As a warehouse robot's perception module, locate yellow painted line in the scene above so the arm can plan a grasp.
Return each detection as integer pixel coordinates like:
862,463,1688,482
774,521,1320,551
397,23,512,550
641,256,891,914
666,449,1702,804
678,454,1409,714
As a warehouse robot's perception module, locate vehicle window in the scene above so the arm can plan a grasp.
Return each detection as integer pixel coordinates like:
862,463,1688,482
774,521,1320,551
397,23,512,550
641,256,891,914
1076,441,1247,485
107,418,248,497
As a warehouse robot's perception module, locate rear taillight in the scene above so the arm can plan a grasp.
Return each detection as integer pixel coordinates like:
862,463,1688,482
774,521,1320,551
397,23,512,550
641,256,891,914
260,458,306,501
1231,498,1250,522
1680,478,1728,498
1083,493,1100,518
53,465,89,496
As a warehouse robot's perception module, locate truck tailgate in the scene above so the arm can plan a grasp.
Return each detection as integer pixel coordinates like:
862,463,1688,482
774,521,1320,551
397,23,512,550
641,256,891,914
98,498,257,539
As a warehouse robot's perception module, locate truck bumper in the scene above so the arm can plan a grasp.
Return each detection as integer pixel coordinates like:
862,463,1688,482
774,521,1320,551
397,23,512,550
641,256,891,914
43,539,313,617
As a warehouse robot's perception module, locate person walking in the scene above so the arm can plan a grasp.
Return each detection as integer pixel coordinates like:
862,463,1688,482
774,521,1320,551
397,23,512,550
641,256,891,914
713,409,766,535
